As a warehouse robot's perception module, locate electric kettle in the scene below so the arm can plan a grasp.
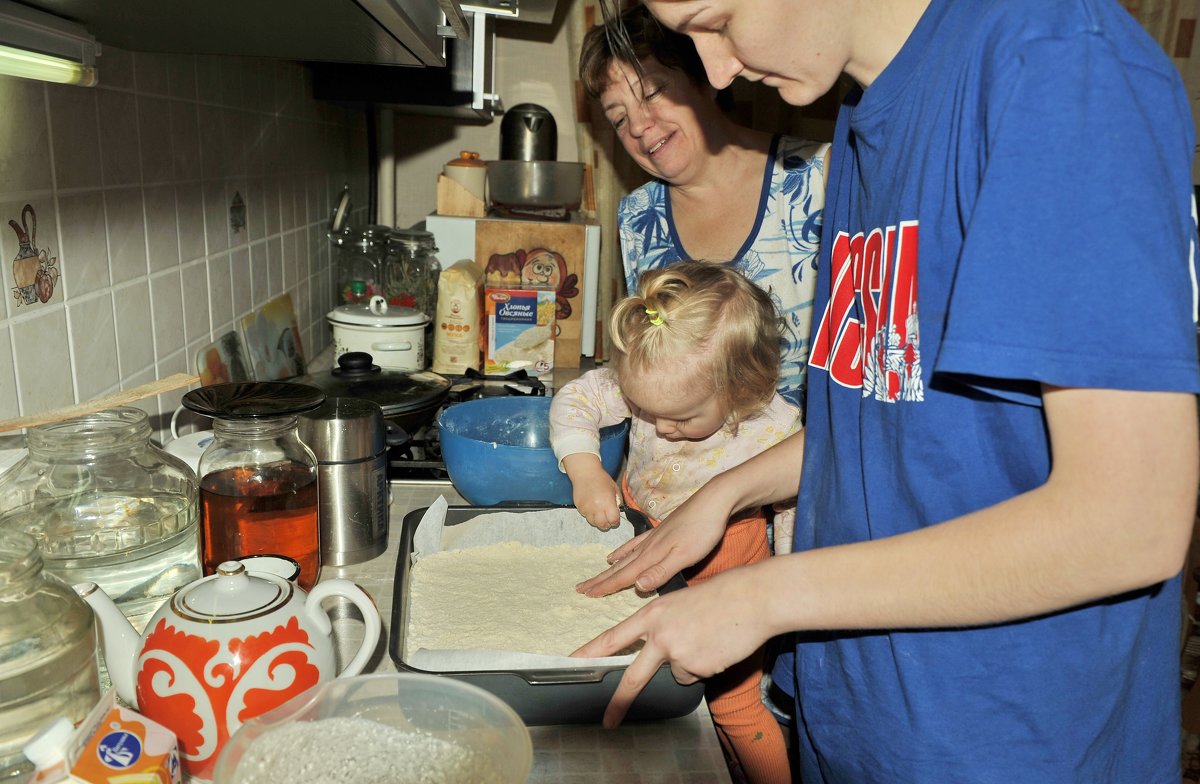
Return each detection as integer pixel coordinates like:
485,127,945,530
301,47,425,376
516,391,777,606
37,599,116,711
500,103,557,161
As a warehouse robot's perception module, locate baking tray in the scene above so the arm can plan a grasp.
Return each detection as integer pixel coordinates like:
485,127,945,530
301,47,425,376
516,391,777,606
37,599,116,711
389,503,704,725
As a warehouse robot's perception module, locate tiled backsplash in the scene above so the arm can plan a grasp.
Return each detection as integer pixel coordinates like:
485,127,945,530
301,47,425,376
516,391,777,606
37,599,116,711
0,47,369,455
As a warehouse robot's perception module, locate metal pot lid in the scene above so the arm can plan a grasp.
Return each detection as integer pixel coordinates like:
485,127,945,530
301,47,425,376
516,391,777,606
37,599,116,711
182,381,326,419
328,296,428,327
288,352,451,418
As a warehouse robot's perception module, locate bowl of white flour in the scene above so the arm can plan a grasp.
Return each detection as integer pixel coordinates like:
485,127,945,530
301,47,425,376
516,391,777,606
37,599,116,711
212,673,531,783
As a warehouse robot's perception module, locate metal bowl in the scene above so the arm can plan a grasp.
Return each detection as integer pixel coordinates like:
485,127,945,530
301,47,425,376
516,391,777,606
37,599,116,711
485,161,584,211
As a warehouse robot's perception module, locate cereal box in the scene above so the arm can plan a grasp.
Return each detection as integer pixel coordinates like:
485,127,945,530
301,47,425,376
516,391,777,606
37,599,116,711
484,287,556,378
28,691,182,784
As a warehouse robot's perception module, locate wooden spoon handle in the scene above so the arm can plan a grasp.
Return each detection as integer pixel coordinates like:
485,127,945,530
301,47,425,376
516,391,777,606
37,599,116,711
0,373,200,434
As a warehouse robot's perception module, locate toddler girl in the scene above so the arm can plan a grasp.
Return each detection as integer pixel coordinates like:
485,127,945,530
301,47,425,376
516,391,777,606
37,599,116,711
549,261,799,784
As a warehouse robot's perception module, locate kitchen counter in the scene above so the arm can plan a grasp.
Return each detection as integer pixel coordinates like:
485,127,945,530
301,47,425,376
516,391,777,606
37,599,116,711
321,481,732,784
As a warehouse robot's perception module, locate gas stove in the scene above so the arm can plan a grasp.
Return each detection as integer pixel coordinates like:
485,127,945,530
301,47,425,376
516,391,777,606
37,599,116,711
386,368,547,485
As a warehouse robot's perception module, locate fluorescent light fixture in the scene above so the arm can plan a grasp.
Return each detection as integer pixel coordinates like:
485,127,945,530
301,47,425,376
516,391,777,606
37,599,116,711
0,0,97,86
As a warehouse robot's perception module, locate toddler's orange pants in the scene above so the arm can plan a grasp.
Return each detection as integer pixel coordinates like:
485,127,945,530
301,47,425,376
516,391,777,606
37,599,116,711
623,480,791,784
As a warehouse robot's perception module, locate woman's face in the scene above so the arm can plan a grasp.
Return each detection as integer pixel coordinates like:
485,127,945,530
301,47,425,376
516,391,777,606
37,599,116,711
599,58,718,185
643,0,850,107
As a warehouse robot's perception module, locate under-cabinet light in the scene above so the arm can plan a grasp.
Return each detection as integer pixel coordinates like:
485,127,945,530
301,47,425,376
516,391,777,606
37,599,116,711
0,0,97,86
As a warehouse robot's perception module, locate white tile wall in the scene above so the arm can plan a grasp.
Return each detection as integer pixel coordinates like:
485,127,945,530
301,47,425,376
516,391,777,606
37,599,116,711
0,48,369,449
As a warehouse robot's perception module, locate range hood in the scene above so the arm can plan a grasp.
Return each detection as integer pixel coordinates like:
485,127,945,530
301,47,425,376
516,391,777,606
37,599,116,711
461,0,556,25
310,9,504,121
24,0,558,119
309,0,563,121
22,0,463,66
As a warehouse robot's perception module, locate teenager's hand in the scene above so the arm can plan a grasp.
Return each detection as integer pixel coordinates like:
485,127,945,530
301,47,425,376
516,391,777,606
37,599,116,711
572,567,774,728
576,492,730,596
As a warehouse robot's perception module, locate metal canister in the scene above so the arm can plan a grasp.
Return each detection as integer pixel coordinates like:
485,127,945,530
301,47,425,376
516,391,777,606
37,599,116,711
298,398,390,566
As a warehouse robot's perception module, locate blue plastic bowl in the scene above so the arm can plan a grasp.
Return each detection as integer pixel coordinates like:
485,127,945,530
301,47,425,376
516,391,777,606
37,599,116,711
437,396,629,506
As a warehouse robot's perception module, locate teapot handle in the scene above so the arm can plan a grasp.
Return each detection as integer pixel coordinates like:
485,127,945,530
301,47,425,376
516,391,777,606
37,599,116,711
304,579,382,678
21,204,35,247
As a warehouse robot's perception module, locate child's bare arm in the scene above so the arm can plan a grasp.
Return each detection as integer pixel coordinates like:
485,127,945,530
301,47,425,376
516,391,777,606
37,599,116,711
563,453,622,530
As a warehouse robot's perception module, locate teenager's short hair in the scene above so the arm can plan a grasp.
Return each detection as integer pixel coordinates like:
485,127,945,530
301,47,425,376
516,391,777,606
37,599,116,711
610,261,784,428
579,4,710,100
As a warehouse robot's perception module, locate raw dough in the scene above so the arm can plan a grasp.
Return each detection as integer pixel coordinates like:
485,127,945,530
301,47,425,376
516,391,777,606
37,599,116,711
405,541,653,657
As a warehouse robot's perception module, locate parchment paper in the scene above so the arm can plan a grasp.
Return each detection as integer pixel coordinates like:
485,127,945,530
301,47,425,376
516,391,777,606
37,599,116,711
405,496,648,671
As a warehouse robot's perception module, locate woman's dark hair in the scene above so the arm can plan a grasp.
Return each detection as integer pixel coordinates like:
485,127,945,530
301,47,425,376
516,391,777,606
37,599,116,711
579,4,710,100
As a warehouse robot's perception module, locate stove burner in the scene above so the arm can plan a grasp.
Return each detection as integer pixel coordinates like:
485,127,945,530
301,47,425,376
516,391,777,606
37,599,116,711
388,433,449,479
387,368,547,482
452,368,547,399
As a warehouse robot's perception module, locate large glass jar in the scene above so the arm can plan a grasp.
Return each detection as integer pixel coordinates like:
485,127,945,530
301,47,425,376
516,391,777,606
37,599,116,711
183,382,326,591
0,530,100,781
334,225,391,306
0,407,201,633
383,229,442,320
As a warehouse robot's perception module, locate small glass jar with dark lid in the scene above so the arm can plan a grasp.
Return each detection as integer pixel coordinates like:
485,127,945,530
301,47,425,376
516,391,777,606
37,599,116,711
182,382,326,590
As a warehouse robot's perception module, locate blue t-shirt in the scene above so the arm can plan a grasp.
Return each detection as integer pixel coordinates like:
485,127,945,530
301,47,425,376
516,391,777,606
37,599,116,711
618,134,829,412
779,0,1200,781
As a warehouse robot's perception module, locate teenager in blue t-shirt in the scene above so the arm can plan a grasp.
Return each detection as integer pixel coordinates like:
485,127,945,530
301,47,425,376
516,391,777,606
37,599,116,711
573,0,1200,781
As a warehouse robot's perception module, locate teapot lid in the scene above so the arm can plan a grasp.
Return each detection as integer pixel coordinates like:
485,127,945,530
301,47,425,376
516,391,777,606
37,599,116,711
171,561,292,620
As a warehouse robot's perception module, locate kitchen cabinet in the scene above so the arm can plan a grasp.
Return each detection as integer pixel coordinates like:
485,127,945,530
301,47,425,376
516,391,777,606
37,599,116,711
22,0,466,66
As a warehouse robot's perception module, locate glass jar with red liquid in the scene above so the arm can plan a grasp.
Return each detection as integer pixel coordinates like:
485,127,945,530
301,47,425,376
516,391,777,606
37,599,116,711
181,382,326,590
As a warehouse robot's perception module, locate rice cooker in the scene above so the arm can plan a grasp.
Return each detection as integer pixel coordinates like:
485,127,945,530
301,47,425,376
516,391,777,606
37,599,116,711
328,295,429,371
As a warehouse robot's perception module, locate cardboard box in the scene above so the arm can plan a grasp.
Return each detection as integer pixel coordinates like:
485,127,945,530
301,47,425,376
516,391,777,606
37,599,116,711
474,219,586,368
484,287,555,378
28,691,181,784
425,214,600,365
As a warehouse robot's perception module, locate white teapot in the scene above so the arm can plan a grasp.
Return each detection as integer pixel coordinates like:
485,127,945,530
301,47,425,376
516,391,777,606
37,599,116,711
75,562,381,782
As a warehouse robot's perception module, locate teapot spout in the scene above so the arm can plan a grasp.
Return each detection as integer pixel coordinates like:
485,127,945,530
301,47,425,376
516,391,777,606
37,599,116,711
73,582,139,708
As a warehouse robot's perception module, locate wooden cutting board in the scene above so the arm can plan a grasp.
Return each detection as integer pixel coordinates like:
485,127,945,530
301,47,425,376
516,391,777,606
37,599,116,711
474,219,586,369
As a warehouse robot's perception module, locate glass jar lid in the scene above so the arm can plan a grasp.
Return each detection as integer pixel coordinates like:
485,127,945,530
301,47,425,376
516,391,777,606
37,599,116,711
327,227,357,249
330,225,391,254
182,382,326,420
388,228,438,254
327,186,352,235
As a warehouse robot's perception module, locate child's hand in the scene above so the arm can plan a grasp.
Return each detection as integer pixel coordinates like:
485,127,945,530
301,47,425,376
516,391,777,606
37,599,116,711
574,480,622,530
562,453,622,530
